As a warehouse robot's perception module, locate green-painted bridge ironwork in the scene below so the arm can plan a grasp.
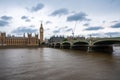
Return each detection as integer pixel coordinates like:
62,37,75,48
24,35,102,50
49,37,120,53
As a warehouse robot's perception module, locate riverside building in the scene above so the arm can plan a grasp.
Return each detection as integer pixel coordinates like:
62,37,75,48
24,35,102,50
0,23,44,47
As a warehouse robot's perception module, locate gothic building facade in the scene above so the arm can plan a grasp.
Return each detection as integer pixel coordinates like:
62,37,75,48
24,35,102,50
0,23,44,47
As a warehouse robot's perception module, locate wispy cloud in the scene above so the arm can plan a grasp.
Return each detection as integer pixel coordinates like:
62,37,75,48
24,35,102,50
88,33,101,37
65,28,72,32
29,25,35,28
53,26,68,34
21,16,28,20
45,28,50,31
102,20,106,24
27,3,44,12
84,26,103,31
83,23,89,26
105,32,120,37
67,12,90,22
111,20,119,23
46,21,52,24
0,15,12,27
53,29,60,33
111,22,120,28
59,26,68,31
1,15,12,21
21,16,31,22
50,8,69,17
25,19,31,22
0,20,9,27
12,26,37,34
110,20,120,23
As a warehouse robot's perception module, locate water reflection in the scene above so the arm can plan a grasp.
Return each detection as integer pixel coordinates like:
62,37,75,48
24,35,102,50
0,47,120,80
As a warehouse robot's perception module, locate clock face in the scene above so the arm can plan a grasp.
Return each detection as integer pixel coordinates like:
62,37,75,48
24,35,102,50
40,29,43,32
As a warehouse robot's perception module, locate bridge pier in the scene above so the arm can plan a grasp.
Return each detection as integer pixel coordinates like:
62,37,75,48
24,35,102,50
62,43,71,49
55,45,61,48
91,45,113,53
61,44,71,49
72,45,88,51
51,44,55,48
55,43,61,48
88,46,93,52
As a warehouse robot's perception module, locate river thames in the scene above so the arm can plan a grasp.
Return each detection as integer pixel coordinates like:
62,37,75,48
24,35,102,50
0,47,120,80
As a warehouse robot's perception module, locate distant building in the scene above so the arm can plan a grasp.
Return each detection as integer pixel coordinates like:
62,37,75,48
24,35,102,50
48,35,85,43
48,36,65,43
0,23,44,47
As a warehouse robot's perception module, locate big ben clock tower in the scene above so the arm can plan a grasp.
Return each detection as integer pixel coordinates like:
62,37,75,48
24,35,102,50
40,22,44,43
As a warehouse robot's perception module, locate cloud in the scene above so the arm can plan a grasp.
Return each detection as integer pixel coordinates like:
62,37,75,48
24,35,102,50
25,19,31,22
50,8,69,17
21,16,31,22
65,28,72,32
0,20,9,27
46,21,52,24
0,15,12,27
45,28,50,31
53,30,60,33
84,26,103,31
90,33,101,37
111,22,120,28
29,25,35,28
67,12,89,22
28,3,44,12
1,15,12,21
111,20,119,23
83,23,89,26
102,20,106,24
59,26,68,31
65,26,68,28
21,16,28,19
105,32,120,37
12,26,37,34
53,26,70,34
52,26,67,34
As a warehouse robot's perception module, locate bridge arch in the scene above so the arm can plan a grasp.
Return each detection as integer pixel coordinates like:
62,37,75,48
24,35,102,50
92,39,120,53
93,39,120,45
51,43,55,48
73,41,89,45
62,42,71,49
55,42,61,48
72,41,89,50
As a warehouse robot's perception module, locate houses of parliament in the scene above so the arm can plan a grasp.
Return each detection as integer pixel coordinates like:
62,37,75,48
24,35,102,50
0,23,44,47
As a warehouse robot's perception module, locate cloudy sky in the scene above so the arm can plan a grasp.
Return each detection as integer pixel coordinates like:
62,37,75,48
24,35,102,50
0,0,120,39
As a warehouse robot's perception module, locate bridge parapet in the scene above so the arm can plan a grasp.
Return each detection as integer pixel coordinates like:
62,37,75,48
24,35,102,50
91,37,120,46
49,37,120,47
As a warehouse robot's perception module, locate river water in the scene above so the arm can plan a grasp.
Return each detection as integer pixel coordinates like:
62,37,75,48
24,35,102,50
0,47,120,80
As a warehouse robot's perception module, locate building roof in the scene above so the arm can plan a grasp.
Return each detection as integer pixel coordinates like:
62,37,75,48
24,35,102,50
6,37,27,39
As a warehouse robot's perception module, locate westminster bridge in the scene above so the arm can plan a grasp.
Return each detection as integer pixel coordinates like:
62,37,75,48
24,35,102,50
48,37,120,53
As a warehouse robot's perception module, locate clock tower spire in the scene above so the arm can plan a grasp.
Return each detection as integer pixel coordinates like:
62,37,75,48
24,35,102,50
40,21,44,43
